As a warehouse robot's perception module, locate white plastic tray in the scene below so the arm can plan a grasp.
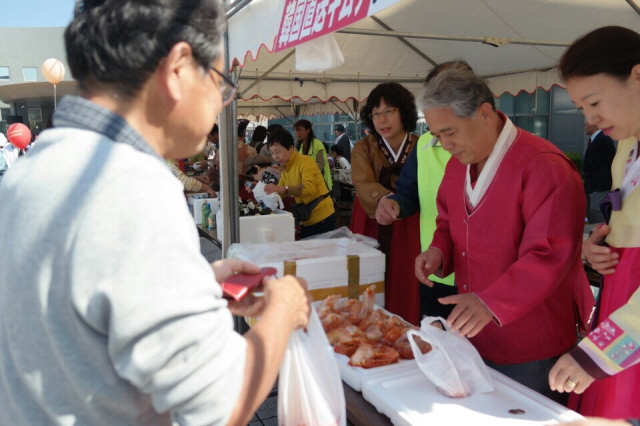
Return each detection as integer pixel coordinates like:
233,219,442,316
335,352,415,392
361,364,584,425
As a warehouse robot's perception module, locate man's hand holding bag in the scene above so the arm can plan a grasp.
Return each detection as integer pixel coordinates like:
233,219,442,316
278,308,346,426
407,316,495,398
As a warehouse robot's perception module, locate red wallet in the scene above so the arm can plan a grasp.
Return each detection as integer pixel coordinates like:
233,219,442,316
221,267,277,301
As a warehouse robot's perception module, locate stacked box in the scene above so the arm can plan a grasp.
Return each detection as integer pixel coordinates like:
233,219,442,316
216,209,295,243
227,238,385,306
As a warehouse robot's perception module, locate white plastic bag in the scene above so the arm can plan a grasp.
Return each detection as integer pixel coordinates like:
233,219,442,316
252,180,284,210
278,308,346,426
299,226,379,248
295,33,345,73
407,316,494,398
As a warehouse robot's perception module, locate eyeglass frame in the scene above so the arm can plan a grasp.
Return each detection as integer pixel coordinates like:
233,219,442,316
210,67,238,106
369,107,398,121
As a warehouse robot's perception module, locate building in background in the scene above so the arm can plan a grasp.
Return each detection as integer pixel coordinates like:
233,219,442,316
0,27,76,136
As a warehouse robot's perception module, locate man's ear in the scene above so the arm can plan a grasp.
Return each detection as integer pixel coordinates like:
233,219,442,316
478,102,495,121
631,64,640,89
157,41,196,103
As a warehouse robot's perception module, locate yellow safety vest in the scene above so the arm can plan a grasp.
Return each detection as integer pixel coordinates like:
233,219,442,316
417,132,455,286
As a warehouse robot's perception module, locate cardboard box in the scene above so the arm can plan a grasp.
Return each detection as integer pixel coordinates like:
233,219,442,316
228,238,385,306
187,195,219,225
216,209,295,243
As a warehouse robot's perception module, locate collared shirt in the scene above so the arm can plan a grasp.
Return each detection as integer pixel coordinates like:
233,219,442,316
53,95,162,161
465,112,517,208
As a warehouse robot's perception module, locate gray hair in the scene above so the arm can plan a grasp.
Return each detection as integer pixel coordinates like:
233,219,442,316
418,69,495,118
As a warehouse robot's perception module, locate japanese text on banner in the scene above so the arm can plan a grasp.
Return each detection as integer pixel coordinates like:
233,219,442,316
275,0,371,52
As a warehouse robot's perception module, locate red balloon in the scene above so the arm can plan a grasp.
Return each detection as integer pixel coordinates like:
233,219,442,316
7,123,32,150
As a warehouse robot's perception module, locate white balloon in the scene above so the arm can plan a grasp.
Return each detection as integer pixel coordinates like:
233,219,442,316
41,58,66,85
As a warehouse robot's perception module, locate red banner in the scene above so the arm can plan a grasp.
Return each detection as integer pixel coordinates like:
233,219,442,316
274,0,371,52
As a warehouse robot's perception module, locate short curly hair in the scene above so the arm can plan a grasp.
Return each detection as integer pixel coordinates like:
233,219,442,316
360,82,418,138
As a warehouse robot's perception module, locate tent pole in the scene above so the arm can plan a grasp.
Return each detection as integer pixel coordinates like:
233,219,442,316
338,27,570,48
275,107,296,124
239,75,423,84
239,50,295,98
330,99,352,117
227,0,254,19
625,0,640,16
222,25,240,253
223,25,246,335
237,64,557,83
370,16,438,67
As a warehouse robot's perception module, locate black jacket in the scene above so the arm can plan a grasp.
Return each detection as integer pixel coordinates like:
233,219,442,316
583,131,616,193
335,133,352,162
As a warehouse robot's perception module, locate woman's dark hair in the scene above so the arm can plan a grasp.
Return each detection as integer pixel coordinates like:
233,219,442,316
559,26,640,82
237,119,250,138
293,119,316,154
330,144,344,156
267,123,284,134
65,0,226,99
267,128,295,150
252,125,267,143
360,82,418,138
210,124,219,136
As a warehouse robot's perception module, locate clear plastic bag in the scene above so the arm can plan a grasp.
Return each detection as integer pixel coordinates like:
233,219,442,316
278,308,346,426
407,316,494,398
300,226,379,248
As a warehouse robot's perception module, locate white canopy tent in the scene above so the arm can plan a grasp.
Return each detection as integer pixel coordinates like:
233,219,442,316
228,0,640,118
218,0,639,254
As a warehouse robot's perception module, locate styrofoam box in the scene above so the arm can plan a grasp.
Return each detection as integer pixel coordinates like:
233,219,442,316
217,209,295,243
360,362,583,426
336,352,415,392
187,195,219,224
228,238,385,305
333,307,414,391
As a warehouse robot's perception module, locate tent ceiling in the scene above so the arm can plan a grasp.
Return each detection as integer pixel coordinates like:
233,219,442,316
230,0,640,117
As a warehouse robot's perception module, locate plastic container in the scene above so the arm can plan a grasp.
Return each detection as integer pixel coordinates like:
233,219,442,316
201,202,211,228
207,209,216,230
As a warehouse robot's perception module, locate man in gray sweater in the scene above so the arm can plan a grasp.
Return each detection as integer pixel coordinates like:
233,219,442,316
0,1,311,425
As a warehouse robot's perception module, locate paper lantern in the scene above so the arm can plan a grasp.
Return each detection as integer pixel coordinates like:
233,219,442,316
41,58,65,85
7,123,32,150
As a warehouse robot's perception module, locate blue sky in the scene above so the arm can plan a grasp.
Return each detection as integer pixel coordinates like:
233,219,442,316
0,1,75,28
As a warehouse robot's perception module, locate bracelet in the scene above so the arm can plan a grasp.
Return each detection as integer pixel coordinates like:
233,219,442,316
377,192,393,205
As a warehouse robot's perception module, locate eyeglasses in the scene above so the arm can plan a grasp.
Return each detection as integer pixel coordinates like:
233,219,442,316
369,108,398,121
210,67,238,107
